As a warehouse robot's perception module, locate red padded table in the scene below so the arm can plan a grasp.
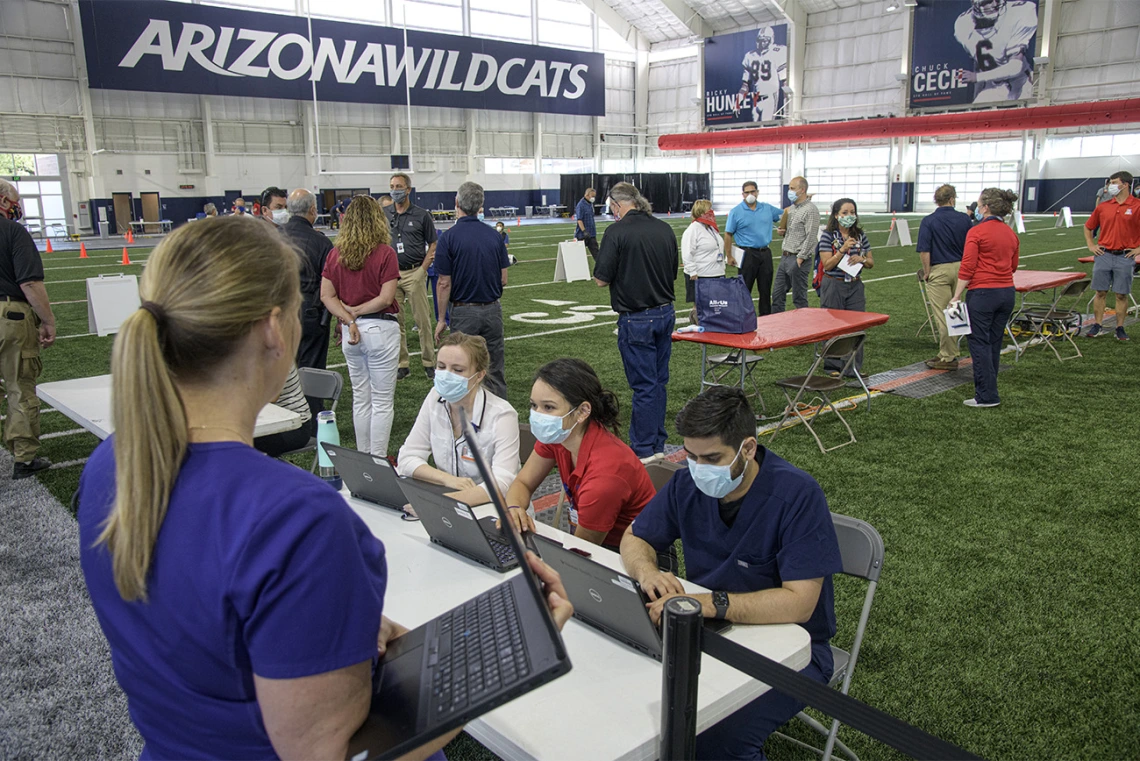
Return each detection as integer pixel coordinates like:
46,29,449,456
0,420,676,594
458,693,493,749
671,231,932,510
1013,270,1086,292
1077,256,1095,264
673,308,890,415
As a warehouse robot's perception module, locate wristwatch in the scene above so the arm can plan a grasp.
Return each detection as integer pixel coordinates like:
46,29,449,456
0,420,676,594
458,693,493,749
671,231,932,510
712,590,730,620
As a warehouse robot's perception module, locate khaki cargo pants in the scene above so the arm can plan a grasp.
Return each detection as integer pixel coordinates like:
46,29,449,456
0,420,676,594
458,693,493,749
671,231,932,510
0,299,43,463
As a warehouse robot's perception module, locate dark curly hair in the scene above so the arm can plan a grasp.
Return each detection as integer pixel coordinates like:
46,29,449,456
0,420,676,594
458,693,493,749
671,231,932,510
534,358,620,435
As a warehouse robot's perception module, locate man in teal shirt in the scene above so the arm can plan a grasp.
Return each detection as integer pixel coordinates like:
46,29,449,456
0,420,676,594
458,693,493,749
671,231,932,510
724,181,781,315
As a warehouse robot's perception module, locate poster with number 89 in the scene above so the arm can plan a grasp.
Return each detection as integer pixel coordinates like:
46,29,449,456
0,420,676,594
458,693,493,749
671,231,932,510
703,24,789,127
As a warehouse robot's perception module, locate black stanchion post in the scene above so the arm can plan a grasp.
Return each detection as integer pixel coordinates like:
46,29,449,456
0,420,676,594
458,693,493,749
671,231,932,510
659,596,703,761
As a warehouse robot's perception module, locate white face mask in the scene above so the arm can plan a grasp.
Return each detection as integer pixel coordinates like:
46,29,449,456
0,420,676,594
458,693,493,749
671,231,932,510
271,209,289,225
745,194,757,205
1105,183,1122,197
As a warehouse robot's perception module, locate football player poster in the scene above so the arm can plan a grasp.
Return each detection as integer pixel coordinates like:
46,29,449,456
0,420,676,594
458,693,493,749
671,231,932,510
704,24,789,126
910,0,1038,108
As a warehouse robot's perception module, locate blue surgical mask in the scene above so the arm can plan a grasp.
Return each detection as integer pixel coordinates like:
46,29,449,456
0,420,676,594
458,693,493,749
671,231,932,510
529,407,580,445
478,212,485,221
974,208,984,221
687,442,747,499
434,370,471,404
787,189,798,203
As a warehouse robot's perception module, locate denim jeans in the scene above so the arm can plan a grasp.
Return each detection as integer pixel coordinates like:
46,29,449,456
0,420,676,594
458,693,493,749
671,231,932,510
617,303,674,457
965,287,1015,405
341,318,400,455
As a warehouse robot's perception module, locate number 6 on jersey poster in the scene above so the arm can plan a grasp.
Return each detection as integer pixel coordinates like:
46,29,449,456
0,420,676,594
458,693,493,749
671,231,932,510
703,24,789,127
909,0,1039,109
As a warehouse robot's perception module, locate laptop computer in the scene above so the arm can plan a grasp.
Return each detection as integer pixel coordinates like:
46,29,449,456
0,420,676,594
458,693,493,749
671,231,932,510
346,410,572,760
398,478,520,572
532,534,731,661
321,442,449,513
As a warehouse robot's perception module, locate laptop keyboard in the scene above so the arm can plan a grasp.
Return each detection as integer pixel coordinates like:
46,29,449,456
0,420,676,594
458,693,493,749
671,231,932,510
488,537,517,566
429,583,531,719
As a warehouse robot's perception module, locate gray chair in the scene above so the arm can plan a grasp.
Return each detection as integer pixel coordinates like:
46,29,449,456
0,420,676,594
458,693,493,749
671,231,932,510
771,332,866,453
916,269,938,344
518,423,538,461
644,459,682,492
772,512,884,761
279,367,344,472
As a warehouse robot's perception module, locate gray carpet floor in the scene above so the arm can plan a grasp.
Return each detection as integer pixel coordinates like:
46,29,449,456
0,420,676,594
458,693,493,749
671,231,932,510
0,448,142,761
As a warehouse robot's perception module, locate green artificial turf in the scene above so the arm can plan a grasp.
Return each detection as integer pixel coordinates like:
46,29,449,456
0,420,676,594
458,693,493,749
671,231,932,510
17,214,1140,760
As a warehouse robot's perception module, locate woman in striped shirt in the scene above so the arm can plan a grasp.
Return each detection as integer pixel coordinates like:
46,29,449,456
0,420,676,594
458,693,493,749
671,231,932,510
253,364,313,456
816,198,874,377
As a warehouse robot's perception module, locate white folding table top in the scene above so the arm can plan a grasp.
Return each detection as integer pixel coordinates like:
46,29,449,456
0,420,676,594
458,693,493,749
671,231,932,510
36,374,302,440
346,494,811,761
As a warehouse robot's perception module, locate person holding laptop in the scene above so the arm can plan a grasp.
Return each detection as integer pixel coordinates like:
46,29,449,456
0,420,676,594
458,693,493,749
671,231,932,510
619,386,842,761
76,218,572,760
504,358,656,549
397,331,521,506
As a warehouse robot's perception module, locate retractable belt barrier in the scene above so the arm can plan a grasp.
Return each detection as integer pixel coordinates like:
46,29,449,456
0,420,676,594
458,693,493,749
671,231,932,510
659,600,983,761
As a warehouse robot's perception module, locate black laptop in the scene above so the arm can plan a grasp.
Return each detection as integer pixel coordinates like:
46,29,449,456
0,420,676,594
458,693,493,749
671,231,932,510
321,443,449,512
345,411,572,760
532,534,730,661
398,478,520,572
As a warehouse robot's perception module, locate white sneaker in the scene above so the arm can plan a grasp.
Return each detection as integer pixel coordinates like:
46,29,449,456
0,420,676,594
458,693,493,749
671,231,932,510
639,453,665,464
963,399,1000,408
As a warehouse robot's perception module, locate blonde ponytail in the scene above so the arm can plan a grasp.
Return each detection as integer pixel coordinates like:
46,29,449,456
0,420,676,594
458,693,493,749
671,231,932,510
97,217,301,601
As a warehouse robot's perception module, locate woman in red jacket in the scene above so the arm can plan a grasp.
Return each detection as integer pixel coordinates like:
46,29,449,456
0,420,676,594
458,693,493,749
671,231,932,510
950,188,1020,408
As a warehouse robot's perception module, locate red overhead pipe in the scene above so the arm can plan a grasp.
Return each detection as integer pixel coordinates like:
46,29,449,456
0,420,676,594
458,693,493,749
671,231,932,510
657,98,1140,151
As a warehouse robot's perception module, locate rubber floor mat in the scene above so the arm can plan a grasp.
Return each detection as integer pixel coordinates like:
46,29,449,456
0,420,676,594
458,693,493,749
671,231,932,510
860,359,1009,399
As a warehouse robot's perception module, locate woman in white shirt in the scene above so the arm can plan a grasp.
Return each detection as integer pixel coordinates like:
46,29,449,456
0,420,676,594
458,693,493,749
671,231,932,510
397,332,520,505
680,199,725,304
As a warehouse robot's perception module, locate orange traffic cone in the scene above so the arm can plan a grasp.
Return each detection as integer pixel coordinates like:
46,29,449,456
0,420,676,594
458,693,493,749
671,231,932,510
45,239,53,254
517,216,521,227
79,243,88,259
127,229,135,244
121,247,131,265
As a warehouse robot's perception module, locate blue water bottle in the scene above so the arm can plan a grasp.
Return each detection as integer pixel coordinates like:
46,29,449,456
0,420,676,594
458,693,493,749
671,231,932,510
316,410,342,491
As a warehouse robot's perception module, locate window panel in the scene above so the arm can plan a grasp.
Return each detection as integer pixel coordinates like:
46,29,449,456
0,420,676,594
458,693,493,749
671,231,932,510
42,196,65,219
17,181,39,195
472,10,533,41
35,154,60,175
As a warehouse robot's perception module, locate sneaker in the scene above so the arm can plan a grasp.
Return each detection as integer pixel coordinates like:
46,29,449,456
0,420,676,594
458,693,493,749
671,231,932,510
638,453,665,465
1085,324,1103,338
396,367,410,380
1115,327,1129,341
13,456,51,479
963,399,1000,408
424,366,436,379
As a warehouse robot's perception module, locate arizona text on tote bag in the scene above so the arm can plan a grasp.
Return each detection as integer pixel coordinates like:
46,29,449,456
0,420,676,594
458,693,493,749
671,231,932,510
695,276,757,334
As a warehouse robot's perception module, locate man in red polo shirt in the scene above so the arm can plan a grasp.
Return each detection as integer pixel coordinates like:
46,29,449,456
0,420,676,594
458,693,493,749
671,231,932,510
1084,170,1140,340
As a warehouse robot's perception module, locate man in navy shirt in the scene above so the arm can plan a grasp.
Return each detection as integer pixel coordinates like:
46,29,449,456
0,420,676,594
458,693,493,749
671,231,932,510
433,181,511,399
620,386,842,760
917,184,973,370
574,187,598,258
725,181,782,315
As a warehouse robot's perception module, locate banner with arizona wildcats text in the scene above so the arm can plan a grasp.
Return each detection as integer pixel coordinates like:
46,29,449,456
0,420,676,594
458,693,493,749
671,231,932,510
78,0,605,117
909,0,1038,109
703,24,788,127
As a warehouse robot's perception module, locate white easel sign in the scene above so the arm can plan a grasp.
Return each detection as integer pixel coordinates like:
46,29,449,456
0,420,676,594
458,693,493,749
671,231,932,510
554,240,591,283
87,274,141,337
885,218,913,247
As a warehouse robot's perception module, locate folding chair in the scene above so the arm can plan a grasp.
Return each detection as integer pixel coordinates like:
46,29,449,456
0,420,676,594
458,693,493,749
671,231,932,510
772,512,884,761
278,367,343,472
915,269,938,345
645,460,684,573
770,333,866,453
1011,278,1089,361
517,423,538,461
698,346,767,417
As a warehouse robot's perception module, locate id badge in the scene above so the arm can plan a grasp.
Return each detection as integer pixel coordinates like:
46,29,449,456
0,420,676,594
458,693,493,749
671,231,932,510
568,506,580,526
396,241,405,255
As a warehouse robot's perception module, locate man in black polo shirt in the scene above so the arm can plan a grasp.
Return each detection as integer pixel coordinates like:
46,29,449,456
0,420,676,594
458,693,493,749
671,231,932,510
281,188,334,374
433,181,511,399
387,173,438,380
0,179,56,478
917,183,972,370
594,182,678,461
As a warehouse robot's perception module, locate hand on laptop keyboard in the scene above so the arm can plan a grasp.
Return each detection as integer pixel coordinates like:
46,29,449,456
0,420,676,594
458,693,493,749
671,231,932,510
502,506,536,534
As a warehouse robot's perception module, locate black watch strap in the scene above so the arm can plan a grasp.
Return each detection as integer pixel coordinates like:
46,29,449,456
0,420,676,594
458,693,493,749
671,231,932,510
713,590,730,620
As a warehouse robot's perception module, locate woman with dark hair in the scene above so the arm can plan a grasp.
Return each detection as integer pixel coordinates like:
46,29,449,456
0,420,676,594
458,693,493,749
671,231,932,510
816,197,874,376
504,358,656,549
950,187,1020,408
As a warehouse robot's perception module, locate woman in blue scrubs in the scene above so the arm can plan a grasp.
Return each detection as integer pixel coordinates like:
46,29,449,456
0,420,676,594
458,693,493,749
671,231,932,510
77,217,571,760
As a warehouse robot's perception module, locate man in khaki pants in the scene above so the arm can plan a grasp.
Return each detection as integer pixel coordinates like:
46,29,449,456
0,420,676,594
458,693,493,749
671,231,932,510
386,173,438,380
0,179,56,478
917,184,973,370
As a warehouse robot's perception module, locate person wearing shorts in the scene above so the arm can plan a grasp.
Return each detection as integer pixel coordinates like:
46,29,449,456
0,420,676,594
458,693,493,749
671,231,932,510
1083,171,1140,341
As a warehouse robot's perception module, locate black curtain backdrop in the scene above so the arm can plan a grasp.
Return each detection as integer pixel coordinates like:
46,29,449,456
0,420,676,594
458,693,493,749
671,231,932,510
558,172,710,215
560,173,596,211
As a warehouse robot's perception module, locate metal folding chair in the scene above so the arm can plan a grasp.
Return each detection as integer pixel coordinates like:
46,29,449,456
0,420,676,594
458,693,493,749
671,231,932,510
697,346,767,417
772,513,884,761
770,332,866,453
915,269,938,345
278,367,343,472
1010,278,1090,361
517,423,538,461
645,460,683,573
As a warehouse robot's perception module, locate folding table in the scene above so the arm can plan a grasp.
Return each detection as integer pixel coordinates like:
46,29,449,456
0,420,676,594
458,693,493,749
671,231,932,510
1007,270,1087,358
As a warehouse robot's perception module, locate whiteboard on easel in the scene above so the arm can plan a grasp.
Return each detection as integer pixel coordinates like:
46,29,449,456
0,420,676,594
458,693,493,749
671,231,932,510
1055,207,1073,228
885,218,913,247
87,274,140,337
554,240,591,283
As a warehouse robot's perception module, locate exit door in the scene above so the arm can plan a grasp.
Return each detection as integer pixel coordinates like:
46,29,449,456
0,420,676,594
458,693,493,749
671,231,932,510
140,192,161,234
112,192,133,235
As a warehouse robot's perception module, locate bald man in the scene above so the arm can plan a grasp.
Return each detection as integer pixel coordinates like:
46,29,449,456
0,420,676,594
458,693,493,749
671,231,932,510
282,188,335,373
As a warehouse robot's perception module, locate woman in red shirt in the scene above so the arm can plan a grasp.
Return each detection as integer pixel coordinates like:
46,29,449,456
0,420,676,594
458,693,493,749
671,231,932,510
321,197,401,454
505,358,656,549
950,188,1020,408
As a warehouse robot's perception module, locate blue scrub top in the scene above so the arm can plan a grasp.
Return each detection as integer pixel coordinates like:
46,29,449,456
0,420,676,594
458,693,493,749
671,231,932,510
78,439,388,760
726,200,781,249
631,449,842,646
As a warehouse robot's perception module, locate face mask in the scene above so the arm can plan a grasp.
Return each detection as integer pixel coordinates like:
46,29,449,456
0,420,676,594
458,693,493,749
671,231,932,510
974,208,985,222
477,212,485,221
839,214,857,228
3,199,21,221
496,226,504,233
272,209,289,225
529,407,580,445
1105,184,1121,197
234,206,245,215
391,188,408,203
434,369,472,404
687,442,747,499
787,189,799,203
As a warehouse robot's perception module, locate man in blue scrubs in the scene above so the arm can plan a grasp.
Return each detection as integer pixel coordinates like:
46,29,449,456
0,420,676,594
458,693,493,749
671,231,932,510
724,181,782,315
620,386,842,760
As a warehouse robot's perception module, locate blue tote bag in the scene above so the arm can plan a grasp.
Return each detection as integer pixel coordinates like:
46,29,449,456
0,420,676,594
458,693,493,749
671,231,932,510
694,276,757,334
